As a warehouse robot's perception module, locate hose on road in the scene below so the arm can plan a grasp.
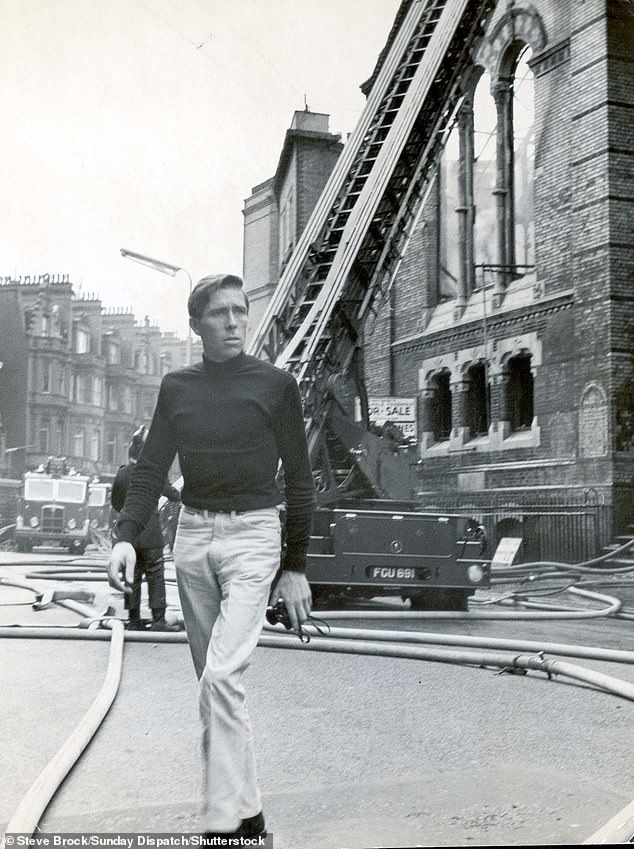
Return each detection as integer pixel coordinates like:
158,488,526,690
0,619,124,849
1,565,634,842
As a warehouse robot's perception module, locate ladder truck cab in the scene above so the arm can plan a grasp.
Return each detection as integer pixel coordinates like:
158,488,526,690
250,0,494,609
15,457,90,554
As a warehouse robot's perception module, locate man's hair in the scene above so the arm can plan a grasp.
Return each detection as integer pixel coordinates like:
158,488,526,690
188,274,249,319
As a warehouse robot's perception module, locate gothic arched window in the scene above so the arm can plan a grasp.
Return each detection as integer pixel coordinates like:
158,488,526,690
473,71,498,273
512,45,535,268
438,124,461,300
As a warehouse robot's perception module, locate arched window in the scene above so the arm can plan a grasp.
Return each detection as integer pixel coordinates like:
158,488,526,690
472,71,498,272
512,46,535,268
430,371,452,440
438,125,460,300
428,11,543,314
506,353,534,430
466,362,489,437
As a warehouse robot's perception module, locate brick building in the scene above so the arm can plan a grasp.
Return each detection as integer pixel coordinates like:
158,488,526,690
242,110,344,333
361,0,634,555
245,1,633,559
0,275,198,481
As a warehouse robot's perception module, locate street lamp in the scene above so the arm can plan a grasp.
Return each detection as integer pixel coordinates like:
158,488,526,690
120,248,193,366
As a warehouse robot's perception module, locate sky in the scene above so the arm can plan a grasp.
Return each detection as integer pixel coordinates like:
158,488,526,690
0,0,401,339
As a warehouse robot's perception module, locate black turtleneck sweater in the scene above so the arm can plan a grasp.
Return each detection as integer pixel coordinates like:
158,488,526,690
114,352,316,571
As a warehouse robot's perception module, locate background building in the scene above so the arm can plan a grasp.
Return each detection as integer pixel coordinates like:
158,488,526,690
242,109,344,333
0,274,199,482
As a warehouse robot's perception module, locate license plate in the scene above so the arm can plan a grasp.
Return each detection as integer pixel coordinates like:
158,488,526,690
368,566,417,580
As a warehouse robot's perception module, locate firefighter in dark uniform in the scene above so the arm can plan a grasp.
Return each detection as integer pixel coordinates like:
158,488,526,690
111,426,181,631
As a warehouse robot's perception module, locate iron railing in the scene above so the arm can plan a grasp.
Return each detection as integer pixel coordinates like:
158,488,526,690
416,488,613,564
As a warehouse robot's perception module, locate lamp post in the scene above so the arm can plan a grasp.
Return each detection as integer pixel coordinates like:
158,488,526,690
120,248,193,366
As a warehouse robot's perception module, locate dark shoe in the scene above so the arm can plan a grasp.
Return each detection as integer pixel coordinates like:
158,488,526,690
149,617,182,632
237,811,266,838
202,811,266,841
125,618,148,631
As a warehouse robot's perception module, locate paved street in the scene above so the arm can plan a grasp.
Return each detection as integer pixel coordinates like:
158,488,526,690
1,552,633,848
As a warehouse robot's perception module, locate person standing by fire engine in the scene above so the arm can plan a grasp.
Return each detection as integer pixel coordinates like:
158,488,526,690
111,425,181,631
106,273,315,840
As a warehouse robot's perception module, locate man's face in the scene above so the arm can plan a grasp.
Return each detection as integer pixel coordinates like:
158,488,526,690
189,286,249,362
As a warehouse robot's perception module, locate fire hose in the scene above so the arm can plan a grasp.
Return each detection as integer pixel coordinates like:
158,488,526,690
1,547,634,842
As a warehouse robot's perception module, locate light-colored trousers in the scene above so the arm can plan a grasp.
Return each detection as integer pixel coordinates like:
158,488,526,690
173,505,281,833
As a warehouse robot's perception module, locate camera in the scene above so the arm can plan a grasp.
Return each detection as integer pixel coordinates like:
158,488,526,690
265,599,292,630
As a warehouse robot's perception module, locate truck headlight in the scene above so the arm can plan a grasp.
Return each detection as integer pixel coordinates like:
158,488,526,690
67,518,77,530
467,564,485,583
29,516,40,528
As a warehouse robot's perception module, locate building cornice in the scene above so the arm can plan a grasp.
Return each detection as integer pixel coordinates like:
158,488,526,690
392,289,574,354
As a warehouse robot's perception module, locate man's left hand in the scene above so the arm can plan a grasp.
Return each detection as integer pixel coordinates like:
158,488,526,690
273,571,312,633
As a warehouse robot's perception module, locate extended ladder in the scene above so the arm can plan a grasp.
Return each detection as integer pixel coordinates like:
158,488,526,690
248,0,494,461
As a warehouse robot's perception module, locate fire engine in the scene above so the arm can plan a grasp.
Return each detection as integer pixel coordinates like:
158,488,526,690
15,457,90,554
88,479,113,533
245,0,493,609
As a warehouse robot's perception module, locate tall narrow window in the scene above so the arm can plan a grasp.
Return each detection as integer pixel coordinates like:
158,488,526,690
438,125,461,300
90,430,100,462
39,420,50,453
279,187,295,267
106,432,116,465
72,428,85,458
466,363,489,437
472,72,498,273
55,419,64,455
107,340,121,365
507,354,534,430
57,365,66,397
41,361,51,393
512,46,535,268
431,371,452,440
93,377,103,407
75,327,90,354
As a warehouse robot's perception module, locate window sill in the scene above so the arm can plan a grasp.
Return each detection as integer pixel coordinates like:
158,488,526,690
420,420,540,456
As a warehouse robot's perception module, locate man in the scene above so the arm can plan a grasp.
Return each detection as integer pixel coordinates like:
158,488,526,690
110,425,181,631
107,274,315,839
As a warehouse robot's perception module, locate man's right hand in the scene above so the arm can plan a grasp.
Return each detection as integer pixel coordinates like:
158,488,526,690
107,542,136,593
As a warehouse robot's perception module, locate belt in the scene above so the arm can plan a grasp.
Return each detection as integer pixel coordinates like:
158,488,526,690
182,505,251,520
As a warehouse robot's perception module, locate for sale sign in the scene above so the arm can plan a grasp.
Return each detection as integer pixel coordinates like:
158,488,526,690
367,396,418,440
